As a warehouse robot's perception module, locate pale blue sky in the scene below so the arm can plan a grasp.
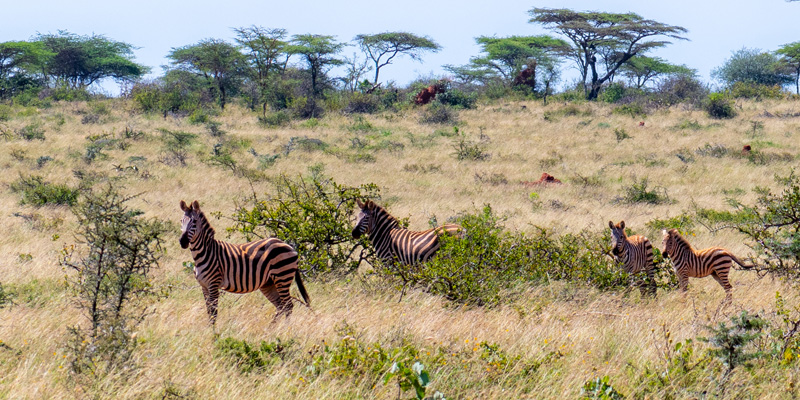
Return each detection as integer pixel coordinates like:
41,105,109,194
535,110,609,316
2,0,798,94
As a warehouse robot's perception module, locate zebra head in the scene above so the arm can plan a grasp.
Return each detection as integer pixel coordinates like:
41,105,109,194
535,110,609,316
179,200,201,249
352,199,373,239
608,220,627,256
661,229,676,258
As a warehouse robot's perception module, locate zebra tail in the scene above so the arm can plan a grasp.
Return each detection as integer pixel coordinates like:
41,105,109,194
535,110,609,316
294,270,311,307
730,253,755,270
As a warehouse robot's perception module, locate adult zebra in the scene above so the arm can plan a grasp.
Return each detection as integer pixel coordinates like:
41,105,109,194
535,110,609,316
179,200,309,325
352,199,462,265
609,220,656,296
661,228,752,301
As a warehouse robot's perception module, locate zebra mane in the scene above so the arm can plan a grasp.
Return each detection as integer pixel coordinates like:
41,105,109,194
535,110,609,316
668,228,692,250
367,201,401,229
194,208,216,238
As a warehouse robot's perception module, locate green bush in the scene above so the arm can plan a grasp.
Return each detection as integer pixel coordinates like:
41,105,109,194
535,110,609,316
622,177,670,205
419,103,459,124
436,89,476,109
705,93,737,119
729,170,800,277
729,82,785,100
17,122,45,141
452,134,490,161
258,110,292,127
216,337,295,373
600,83,626,103
700,311,767,376
10,175,79,206
344,92,381,114
230,171,379,276
378,205,628,306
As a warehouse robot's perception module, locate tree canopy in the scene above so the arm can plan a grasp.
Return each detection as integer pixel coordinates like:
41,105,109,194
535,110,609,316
0,41,51,98
287,34,344,98
234,26,289,114
529,8,688,100
776,42,800,94
36,31,147,89
355,32,440,88
712,47,792,88
619,55,694,88
168,38,246,109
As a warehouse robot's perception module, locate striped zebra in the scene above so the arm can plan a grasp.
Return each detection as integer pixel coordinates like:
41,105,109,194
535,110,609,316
179,200,309,325
609,220,656,296
661,228,752,301
352,199,462,265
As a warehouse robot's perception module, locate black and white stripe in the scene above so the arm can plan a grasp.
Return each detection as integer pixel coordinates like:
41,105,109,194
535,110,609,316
609,220,656,296
352,199,461,265
179,200,309,325
661,228,751,301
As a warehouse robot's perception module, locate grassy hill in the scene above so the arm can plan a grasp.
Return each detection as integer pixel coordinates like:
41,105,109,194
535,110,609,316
1,97,799,399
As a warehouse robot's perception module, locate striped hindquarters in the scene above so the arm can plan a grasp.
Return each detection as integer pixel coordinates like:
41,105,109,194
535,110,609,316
677,246,735,279
218,238,299,294
382,223,461,265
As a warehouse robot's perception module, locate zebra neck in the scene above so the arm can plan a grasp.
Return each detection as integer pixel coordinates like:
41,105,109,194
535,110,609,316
672,242,695,264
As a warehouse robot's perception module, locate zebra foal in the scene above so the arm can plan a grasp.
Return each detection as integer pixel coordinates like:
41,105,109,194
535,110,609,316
609,220,656,296
661,228,751,301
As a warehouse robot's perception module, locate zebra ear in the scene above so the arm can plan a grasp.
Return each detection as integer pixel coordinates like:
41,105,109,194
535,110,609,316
662,229,668,236
608,221,614,229
180,200,189,212
191,200,200,211
620,220,625,229
356,198,364,209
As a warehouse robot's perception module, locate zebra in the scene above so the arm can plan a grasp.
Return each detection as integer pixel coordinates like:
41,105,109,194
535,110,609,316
609,220,656,296
661,228,752,301
352,199,462,265
179,200,309,325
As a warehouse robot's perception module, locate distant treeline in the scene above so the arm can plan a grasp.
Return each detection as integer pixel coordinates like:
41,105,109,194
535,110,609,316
2,8,799,116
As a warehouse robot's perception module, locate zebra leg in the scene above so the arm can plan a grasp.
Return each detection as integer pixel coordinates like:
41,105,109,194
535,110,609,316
678,272,689,293
259,283,284,323
204,286,220,325
711,269,733,302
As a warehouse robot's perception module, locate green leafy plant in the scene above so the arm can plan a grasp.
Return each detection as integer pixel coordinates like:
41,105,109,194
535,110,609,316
581,375,625,399
384,361,437,400
451,134,490,161
230,171,379,276
10,175,79,206
701,311,767,377
621,177,670,205
705,92,736,119
216,337,295,373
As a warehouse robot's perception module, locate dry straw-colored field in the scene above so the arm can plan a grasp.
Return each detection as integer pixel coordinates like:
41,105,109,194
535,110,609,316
1,97,800,399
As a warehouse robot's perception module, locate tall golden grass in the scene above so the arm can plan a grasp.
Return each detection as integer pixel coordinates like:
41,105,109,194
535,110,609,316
0,97,799,398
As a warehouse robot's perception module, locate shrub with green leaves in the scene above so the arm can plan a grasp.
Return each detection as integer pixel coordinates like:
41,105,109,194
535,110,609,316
419,103,459,124
230,171,379,276
216,337,295,373
378,205,627,306
705,93,736,119
60,182,167,379
17,122,45,141
729,170,800,277
159,129,197,166
700,311,767,376
10,175,79,206
581,375,625,399
621,177,670,205
451,134,490,161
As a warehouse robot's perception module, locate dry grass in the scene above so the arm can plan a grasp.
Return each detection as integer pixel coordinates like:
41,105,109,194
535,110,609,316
1,97,800,398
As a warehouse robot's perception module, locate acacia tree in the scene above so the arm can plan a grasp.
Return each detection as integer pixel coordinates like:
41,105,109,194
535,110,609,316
529,8,688,100
0,41,51,98
234,26,288,115
446,35,567,87
287,34,344,116
355,32,440,89
168,39,246,110
712,48,792,89
619,55,694,88
36,31,147,89
776,42,800,94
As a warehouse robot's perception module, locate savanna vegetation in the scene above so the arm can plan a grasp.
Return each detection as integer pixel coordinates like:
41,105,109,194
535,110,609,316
2,6,800,399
